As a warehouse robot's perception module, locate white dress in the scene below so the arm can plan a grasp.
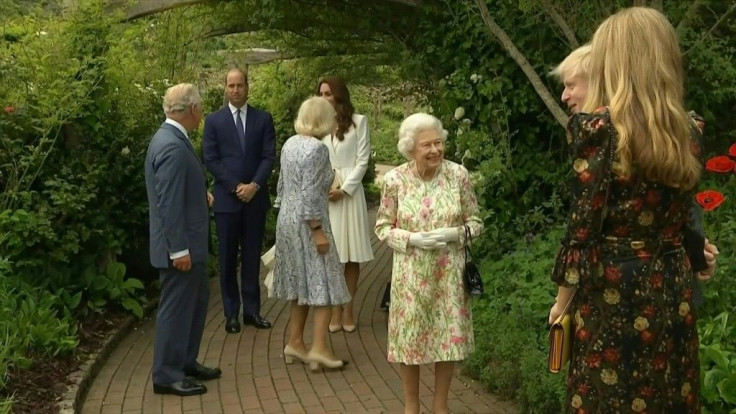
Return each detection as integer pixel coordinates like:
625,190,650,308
321,113,375,264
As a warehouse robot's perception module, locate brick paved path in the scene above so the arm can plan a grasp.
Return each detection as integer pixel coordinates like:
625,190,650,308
81,213,518,414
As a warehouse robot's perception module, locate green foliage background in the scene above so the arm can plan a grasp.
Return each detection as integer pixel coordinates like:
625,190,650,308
0,0,734,411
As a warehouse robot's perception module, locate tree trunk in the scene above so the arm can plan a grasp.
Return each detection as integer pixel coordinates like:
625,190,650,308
542,0,579,48
473,0,568,128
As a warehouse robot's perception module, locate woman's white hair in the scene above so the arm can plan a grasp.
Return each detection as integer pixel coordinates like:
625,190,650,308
162,83,201,115
294,97,336,138
397,113,448,159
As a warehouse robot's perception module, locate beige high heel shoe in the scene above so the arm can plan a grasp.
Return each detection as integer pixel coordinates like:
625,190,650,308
283,345,309,365
307,351,348,371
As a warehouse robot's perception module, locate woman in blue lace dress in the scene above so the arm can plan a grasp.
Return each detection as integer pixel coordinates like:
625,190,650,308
271,97,350,370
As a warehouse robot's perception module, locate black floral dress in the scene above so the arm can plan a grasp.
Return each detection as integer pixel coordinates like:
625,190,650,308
551,107,703,413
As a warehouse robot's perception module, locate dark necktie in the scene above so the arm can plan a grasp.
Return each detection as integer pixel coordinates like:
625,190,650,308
235,109,245,154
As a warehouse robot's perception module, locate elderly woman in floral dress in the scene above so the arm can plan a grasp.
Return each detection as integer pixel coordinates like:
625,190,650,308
375,113,482,414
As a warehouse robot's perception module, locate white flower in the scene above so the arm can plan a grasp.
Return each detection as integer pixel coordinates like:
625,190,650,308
454,106,465,120
571,395,582,408
631,398,647,412
470,73,479,83
603,289,620,305
120,146,130,156
634,317,649,331
36,31,48,36
457,128,464,136
601,369,618,385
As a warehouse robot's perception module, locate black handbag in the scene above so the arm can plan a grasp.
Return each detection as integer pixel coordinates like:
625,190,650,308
463,225,483,297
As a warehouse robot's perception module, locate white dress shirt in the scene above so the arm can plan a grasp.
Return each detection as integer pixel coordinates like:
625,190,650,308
229,102,247,136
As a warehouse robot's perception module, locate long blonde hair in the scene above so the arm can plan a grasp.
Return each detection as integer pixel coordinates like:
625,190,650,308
583,7,700,190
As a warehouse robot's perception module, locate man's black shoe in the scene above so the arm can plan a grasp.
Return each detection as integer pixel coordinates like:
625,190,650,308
153,378,207,396
225,317,240,334
243,313,272,329
184,362,222,381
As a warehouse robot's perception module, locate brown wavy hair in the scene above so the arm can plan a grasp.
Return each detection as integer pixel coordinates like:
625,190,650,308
316,76,355,141
583,7,700,190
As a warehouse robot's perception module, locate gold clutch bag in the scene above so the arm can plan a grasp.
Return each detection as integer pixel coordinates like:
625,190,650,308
548,291,576,373
330,168,343,191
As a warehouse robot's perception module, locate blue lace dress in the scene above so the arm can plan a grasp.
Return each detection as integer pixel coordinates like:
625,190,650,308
271,135,350,306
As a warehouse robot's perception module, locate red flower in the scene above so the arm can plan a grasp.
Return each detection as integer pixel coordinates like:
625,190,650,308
644,189,661,206
695,190,725,211
705,155,735,173
652,354,667,370
603,348,620,363
579,303,592,316
579,170,594,183
3,106,14,114
642,305,656,318
639,385,656,398
649,273,663,289
586,353,602,368
640,330,655,343
604,266,621,284
729,143,736,158
576,328,590,341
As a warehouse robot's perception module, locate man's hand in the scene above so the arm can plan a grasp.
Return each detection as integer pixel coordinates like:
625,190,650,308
172,254,192,272
236,183,258,203
207,191,214,207
697,239,719,281
328,189,344,202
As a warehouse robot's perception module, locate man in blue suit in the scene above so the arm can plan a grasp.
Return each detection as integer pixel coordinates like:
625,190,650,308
145,83,221,396
203,68,276,333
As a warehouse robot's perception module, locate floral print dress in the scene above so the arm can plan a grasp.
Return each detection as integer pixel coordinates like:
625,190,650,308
552,108,703,413
375,160,482,365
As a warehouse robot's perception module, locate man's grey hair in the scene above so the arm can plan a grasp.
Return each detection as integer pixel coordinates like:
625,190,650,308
397,113,448,159
163,83,202,115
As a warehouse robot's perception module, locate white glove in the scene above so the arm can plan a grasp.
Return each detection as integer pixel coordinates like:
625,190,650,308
425,227,460,243
408,233,447,250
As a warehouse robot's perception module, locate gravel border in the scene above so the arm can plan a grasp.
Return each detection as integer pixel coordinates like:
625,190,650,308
56,299,158,414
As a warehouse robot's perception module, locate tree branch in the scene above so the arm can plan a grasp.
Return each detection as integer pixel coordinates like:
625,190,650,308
676,0,703,34
684,1,736,55
541,0,578,48
474,0,567,127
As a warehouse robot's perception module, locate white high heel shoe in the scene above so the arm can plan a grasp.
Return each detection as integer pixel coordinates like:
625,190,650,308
307,351,348,371
283,345,309,365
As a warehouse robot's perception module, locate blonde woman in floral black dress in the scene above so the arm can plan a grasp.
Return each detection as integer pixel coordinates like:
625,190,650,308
548,8,703,413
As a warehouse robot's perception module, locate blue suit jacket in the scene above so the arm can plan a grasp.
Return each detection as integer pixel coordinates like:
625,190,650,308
144,123,209,268
203,104,276,214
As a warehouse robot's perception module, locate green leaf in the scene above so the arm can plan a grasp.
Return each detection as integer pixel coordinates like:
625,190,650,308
66,291,83,309
706,345,731,370
122,277,144,290
106,261,126,280
122,298,143,319
718,377,736,404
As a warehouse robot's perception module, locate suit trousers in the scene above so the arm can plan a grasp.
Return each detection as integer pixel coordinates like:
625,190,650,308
215,207,267,318
152,262,209,385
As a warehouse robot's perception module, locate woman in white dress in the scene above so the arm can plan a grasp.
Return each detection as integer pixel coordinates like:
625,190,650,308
316,77,375,333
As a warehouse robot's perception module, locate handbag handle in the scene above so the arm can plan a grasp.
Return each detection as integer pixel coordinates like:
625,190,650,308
463,225,475,264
